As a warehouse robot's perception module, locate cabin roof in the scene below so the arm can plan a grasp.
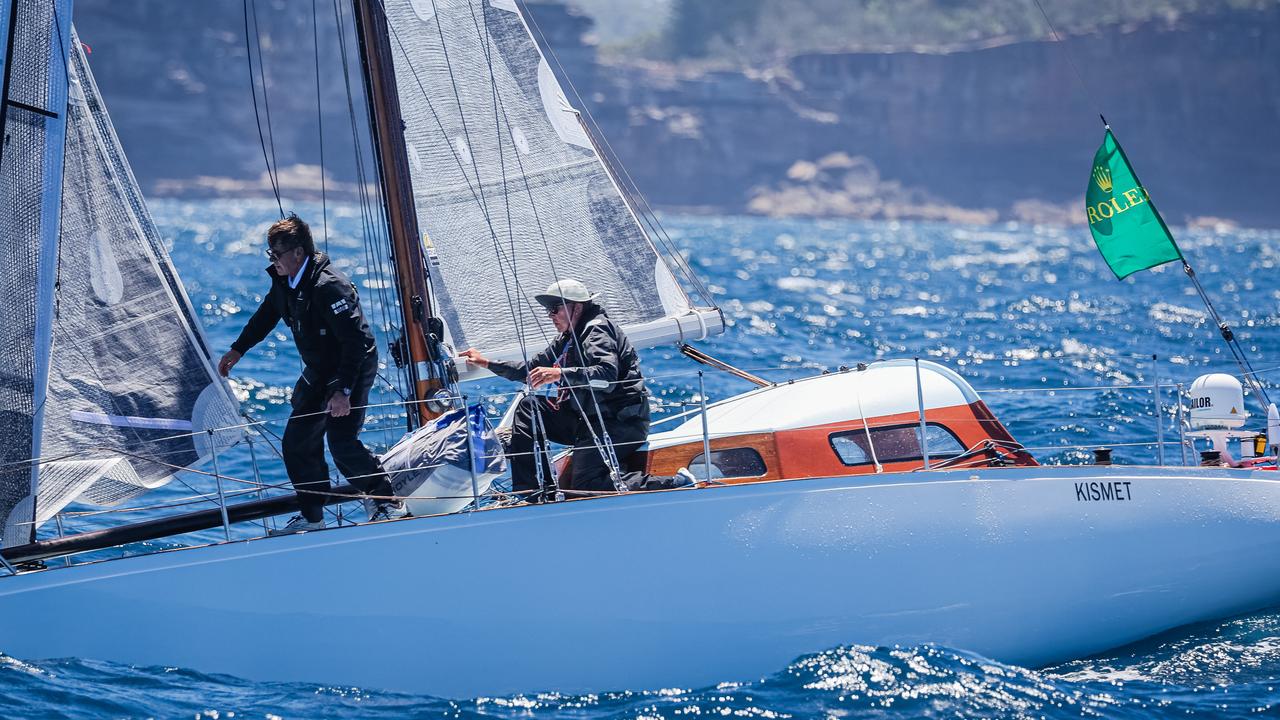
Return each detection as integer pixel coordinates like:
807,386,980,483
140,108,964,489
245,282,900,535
648,359,980,447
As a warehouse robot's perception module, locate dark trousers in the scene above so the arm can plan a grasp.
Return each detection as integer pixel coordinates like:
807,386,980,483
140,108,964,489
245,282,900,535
283,353,393,522
508,394,649,496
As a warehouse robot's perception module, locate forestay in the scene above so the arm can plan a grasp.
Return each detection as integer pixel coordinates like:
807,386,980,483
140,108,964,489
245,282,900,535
29,32,243,532
379,0,721,368
0,0,72,548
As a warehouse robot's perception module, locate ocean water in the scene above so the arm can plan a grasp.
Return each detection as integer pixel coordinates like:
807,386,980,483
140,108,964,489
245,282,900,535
4,201,1280,718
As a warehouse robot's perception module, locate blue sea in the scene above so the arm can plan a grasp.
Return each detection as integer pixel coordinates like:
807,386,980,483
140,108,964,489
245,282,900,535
4,201,1280,718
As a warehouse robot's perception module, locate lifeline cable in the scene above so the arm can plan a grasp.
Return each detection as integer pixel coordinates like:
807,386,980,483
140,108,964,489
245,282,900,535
482,3,644,483
463,0,585,483
386,0,579,483
427,0,555,476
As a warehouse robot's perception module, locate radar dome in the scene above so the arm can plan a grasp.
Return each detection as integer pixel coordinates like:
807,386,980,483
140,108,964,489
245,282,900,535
1188,373,1247,430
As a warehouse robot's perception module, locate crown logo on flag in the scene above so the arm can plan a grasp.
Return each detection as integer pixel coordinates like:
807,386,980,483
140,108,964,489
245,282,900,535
1092,166,1113,192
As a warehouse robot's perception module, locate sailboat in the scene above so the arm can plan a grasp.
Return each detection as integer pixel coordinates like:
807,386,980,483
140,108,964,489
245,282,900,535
4,0,1280,699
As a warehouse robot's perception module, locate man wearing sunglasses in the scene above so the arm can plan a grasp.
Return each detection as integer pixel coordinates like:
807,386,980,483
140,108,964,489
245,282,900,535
218,213,407,533
460,279,650,501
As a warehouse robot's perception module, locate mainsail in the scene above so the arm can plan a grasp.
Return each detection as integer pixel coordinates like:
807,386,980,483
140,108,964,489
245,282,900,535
31,31,243,530
377,0,722,367
0,0,72,548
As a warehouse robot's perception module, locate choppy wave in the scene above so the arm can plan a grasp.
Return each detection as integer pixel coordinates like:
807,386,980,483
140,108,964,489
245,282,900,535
5,625,1279,719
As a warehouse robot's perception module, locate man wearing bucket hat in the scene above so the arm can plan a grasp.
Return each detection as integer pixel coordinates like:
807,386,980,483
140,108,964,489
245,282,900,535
459,279,650,500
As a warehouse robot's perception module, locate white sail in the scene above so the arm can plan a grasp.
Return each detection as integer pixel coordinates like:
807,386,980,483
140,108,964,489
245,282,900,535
380,0,721,368
31,31,243,528
0,0,73,548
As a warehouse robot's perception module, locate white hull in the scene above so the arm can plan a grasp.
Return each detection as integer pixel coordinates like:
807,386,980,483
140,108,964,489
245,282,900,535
4,465,1280,697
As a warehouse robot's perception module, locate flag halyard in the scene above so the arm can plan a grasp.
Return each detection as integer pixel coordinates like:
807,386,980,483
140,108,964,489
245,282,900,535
1086,129,1183,279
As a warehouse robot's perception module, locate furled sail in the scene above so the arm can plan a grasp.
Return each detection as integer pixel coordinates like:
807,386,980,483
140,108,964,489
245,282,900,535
0,0,73,548
31,30,243,530
378,0,722,369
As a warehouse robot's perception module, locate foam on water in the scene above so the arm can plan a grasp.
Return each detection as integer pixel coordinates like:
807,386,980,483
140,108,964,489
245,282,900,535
3,635,1278,718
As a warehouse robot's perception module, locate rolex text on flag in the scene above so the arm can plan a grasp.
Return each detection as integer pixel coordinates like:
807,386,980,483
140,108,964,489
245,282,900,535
1086,129,1183,280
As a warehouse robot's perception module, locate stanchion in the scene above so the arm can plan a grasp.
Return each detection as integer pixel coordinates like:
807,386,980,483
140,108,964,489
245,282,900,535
1152,354,1164,466
247,436,271,534
914,357,930,470
208,429,232,542
1176,382,1188,465
55,514,70,566
698,371,713,482
463,395,480,511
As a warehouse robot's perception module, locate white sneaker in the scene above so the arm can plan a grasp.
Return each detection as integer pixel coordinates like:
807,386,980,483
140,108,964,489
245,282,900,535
268,515,326,535
676,468,699,486
369,501,410,522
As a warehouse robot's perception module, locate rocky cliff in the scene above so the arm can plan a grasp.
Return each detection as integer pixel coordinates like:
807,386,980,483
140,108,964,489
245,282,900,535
578,7,1280,226
70,1,1280,227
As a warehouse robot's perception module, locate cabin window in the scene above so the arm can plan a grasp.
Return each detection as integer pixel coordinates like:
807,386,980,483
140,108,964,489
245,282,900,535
829,423,964,466
688,447,767,479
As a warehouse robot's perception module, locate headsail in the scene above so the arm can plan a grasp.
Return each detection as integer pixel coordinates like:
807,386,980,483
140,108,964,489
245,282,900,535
30,30,243,530
0,0,73,547
376,0,722,369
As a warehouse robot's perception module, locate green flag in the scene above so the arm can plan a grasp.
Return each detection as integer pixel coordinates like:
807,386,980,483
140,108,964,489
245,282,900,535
1086,128,1183,279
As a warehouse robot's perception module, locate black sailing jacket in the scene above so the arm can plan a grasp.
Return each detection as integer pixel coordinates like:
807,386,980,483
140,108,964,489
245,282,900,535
488,303,646,419
230,253,376,393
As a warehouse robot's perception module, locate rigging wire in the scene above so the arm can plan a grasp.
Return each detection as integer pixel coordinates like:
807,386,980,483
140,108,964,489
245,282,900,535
387,0,677,487
371,0,627,491
464,0,625,486
479,37,619,496
375,0,547,384
1031,0,1271,409
522,6,715,308
421,0,531,355
242,0,284,217
312,0,329,252
250,0,284,204
361,1,707,490
45,97,215,516
453,0,563,494
1030,0,1103,117
333,0,412,403
469,0,529,343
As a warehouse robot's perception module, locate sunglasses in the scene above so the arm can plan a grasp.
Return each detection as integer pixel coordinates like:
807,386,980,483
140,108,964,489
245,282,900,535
544,302,566,316
265,246,297,262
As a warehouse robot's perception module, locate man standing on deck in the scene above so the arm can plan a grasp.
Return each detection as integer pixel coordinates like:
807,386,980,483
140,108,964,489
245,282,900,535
460,279,652,500
218,214,407,533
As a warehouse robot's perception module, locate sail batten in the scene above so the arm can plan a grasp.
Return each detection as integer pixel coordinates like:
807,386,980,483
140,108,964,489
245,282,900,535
28,29,243,530
379,0,720,363
412,156,601,200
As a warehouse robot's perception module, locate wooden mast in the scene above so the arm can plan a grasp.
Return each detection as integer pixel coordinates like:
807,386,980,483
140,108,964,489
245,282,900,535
351,0,451,426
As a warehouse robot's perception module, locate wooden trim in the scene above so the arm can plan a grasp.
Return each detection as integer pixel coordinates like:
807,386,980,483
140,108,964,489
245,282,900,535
645,432,782,484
